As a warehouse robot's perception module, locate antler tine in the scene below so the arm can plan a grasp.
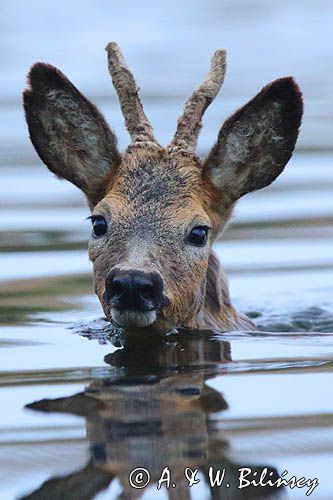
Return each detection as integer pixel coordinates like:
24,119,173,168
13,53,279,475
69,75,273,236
170,49,227,151
105,42,156,144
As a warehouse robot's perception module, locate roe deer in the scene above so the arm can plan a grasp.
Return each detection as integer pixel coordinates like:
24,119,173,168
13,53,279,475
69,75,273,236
23,42,303,334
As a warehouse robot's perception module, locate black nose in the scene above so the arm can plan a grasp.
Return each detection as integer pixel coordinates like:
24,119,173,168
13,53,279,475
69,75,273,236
105,270,166,311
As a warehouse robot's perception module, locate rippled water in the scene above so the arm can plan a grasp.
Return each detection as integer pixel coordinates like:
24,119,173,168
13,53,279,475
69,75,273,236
1,1,333,499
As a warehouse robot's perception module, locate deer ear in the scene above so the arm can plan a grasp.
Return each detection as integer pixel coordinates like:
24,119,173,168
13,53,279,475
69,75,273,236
204,77,303,201
23,63,121,207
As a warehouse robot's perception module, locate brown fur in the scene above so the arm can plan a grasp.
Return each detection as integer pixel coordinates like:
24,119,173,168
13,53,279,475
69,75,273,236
23,43,303,334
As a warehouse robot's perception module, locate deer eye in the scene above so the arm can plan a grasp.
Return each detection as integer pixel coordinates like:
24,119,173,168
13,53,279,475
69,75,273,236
187,226,208,247
91,216,107,237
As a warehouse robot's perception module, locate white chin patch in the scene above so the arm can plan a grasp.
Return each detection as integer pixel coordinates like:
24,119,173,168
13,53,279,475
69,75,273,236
111,308,157,328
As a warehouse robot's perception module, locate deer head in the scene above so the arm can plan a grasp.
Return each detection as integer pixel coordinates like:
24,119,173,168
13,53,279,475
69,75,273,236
23,42,303,334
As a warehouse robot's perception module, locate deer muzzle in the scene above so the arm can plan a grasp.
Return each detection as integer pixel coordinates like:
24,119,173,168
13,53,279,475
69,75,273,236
104,269,169,328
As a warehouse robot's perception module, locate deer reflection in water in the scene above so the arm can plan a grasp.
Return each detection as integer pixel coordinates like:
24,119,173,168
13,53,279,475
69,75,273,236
22,332,282,500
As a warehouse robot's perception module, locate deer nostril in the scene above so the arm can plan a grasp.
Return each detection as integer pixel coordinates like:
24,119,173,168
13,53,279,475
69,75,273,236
108,275,129,300
137,283,154,301
110,281,123,298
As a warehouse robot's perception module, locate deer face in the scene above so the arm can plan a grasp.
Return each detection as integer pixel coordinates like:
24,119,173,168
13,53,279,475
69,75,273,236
89,145,219,332
23,43,303,333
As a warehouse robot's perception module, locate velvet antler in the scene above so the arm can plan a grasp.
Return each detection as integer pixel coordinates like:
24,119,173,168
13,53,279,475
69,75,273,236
170,49,227,151
105,42,156,144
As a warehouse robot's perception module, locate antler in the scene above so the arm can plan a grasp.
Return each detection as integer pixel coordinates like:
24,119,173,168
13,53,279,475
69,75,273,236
105,42,156,144
170,49,227,151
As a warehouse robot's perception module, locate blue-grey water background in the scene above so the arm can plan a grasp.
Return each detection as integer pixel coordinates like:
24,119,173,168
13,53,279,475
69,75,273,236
0,1,333,499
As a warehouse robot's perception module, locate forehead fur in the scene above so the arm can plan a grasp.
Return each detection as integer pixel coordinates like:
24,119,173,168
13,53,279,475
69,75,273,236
103,144,211,211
